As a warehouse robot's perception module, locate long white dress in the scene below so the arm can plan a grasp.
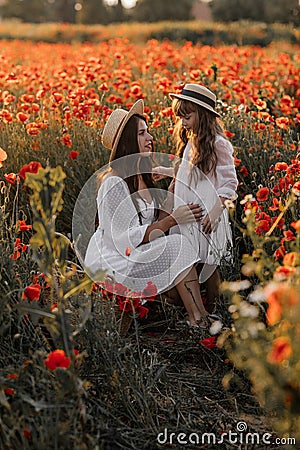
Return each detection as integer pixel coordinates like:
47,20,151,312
84,175,199,294
171,136,238,272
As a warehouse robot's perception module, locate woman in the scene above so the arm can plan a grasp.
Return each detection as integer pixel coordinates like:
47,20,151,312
153,84,238,313
84,99,219,329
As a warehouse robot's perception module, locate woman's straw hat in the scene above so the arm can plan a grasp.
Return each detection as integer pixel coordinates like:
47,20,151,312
102,99,144,152
169,83,220,117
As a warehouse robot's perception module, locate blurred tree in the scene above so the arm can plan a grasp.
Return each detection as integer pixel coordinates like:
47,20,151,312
0,0,49,23
133,0,195,22
210,0,300,24
109,0,125,22
56,0,77,22
78,0,110,24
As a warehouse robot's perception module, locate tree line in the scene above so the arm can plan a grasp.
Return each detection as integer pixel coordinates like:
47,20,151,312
0,0,299,25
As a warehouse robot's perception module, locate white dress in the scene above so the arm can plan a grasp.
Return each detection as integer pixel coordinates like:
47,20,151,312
84,175,199,294
171,136,238,270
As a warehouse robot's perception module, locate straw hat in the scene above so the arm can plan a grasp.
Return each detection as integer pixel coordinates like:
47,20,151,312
169,83,220,117
102,99,144,152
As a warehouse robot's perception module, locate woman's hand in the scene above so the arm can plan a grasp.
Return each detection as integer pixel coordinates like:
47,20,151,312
152,166,174,182
171,204,203,225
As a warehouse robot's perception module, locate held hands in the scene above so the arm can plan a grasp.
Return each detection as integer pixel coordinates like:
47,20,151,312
171,203,203,225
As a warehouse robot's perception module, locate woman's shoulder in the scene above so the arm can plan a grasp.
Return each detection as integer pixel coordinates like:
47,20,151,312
98,173,128,198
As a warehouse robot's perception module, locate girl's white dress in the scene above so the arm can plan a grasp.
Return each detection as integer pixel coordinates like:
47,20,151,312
172,136,238,271
84,175,199,293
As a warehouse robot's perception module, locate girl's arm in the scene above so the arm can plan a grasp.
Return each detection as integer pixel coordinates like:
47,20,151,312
142,203,202,243
202,138,237,234
152,165,175,182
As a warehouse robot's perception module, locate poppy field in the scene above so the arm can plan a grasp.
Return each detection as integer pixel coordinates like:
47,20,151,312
0,35,299,449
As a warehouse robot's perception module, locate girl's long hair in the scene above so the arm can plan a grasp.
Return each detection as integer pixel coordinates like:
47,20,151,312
172,98,225,176
99,114,161,222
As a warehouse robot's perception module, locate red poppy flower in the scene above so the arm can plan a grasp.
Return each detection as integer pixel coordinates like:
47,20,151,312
118,297,133,313
234,157,241,167
7,373,18,379
99,82,108,91
283,252,299,267
4,173,20,185
239,166,249,177
22,283,41,302
275,117,290,129
292,181,300,195
16,220,32,232
61,134,72,147
0,148,7,168
198,336,217,349
274,265,296,280
69,150,79,159
256,187,269,202
23,427,32,440
52,92,64,103
16,112,29,123
280,229,296,244
274,162,288,171
224,130,235,137
274,246,286,260
255,219,271,235
268,198,279,211
142,281,157,301
44,349,71,370
19,161,42,180
135,304,149,319
10,238,27,260
268,337,292,364
125,247,131,257
4,388,15,396
291,220,300,232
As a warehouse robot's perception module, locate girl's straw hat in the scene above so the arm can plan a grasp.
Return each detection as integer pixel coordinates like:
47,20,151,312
102,99,144,152
169,83,220,117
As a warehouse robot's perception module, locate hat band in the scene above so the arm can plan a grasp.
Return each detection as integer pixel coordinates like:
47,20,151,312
181,89,216,108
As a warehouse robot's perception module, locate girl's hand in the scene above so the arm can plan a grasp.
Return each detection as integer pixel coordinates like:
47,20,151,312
171,204,203,225
152,166,174,182
168,178,175,194
202,202,224,234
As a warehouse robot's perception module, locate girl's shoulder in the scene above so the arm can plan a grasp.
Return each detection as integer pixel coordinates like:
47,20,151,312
215,134,234,152
215,134,228,144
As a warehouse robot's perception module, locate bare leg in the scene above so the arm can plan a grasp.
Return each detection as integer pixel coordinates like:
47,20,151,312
175,266,208,326
197,264,220,313
159,286,183,306
204,267,221,313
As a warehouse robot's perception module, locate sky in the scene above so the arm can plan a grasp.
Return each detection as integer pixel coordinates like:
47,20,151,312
122,0,136,7
107,0,212,9
105,0,137,8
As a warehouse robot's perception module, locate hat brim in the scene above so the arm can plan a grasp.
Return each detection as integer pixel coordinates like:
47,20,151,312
110,99,144,153
169,93,220,117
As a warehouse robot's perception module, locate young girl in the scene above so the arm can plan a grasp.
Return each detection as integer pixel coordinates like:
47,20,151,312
153,83,238,313
83,99,220,329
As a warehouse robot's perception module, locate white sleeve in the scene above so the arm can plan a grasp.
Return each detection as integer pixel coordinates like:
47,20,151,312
98,177,148,254
215,138,238,199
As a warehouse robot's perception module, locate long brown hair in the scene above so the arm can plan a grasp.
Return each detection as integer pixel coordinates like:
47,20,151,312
99,114,161,221
172,98,225,175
